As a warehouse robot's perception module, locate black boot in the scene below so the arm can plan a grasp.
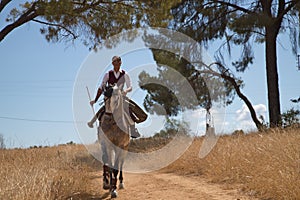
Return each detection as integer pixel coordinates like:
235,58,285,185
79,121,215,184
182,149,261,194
87,121,94,128
130,124,140,138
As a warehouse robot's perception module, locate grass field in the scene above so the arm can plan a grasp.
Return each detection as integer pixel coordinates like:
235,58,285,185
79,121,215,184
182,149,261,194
163,128,300,199
0,144,101,199
0,128,299,199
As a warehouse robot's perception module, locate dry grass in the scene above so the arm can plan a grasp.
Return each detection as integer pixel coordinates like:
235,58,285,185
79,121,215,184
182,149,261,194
129,136,172,153
161,128,300,200
0,128,299,199
0,144,101,200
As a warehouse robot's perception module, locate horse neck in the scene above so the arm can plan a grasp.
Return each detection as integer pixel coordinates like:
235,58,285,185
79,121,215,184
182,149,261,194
104,93,124,120
113,94,124,121
104,97,113,113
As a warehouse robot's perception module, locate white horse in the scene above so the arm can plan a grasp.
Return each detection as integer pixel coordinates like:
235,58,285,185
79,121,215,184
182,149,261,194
98,84,130,198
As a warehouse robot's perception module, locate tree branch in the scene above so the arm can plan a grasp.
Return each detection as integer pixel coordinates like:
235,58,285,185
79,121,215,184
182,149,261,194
194,61,265,131
0,3,39,42
0,0,11,13
31,19,78,40
211,62,264,131
213,1,255,14
277,0,300,20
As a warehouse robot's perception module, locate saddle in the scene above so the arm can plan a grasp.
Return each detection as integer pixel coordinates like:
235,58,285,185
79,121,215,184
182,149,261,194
124,97,148,124
98,85,148,124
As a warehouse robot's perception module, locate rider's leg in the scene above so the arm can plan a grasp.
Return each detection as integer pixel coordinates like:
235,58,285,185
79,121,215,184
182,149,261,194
87,114,97,128
123,111,140,138
87,106,105,128
130,124,140,138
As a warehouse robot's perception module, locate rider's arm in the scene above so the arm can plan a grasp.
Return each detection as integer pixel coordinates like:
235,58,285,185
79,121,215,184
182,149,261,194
123,73,132,95
91,73,109,105
94,87,103,102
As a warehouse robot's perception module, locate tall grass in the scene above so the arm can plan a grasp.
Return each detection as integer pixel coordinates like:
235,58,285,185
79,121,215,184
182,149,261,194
0,144,100,200
162,128,300,199
0,129,299,199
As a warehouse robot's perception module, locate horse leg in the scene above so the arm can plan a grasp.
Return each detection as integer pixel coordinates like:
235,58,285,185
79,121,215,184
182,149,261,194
111,147,124,198
101,140,111,190
110,168,119,198
119,143,128,190
118,160,124,189
102,164,110,190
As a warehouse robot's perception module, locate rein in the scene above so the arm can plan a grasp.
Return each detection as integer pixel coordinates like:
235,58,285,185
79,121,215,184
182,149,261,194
97,96,110,109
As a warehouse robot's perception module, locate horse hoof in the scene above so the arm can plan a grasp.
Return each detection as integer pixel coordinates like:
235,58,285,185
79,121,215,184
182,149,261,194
111,190,118,198
102,182,110,190
119,183,125,189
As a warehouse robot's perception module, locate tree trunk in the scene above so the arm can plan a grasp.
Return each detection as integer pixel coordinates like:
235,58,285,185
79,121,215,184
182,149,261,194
265,27,281,127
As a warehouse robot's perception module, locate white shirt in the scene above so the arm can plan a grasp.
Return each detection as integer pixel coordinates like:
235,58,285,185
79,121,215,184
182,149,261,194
100,70,132,93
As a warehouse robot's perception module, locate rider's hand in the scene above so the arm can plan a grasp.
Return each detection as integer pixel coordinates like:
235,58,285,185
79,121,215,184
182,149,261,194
90,100,95,106
122,91,127,96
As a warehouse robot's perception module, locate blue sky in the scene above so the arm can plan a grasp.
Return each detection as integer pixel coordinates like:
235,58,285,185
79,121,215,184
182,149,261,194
1,14,300,148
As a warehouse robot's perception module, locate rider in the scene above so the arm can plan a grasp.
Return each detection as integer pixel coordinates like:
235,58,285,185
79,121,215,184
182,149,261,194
88,55,141,138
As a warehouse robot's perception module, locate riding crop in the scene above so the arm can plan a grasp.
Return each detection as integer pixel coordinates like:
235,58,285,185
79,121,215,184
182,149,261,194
86,86,99,128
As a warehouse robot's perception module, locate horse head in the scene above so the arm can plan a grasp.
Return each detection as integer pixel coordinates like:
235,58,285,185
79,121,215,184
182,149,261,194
104,84,123,114
103,84,128,134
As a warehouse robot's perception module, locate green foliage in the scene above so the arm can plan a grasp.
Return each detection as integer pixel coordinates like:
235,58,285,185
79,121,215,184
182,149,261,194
280,97,300,128
291,97,300,103
170,0,300,71
168,0,300,127
280,108,300,128
1,0,180,49
139,49,236,116
153,118,190,138
137,24,239,117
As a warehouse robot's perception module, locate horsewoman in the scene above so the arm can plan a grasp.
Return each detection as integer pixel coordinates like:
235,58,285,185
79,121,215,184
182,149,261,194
88,55,147,138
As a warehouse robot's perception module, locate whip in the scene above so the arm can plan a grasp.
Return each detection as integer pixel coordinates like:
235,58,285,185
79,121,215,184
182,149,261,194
86,86,99,128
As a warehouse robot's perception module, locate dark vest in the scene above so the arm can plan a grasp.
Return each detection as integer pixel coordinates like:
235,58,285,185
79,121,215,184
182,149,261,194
107,70,126,90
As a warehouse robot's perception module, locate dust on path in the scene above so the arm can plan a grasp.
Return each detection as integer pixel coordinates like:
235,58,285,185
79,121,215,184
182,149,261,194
71,171,257,200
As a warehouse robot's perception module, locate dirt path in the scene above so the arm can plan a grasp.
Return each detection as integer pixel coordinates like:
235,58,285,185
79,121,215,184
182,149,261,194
71,171,256,200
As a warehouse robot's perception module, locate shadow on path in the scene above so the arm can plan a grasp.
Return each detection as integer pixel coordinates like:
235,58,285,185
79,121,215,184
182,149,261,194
66,191,110,200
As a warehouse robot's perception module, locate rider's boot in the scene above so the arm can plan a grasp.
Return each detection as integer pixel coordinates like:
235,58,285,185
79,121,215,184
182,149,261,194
130,124,140,138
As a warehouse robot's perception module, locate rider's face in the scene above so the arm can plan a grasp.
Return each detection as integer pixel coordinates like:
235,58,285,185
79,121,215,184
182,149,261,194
112,58,121,71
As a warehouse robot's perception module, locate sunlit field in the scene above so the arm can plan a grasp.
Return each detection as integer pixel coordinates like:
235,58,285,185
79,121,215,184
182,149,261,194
0,144,101,199
0,128,299,199
163,128,300,199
